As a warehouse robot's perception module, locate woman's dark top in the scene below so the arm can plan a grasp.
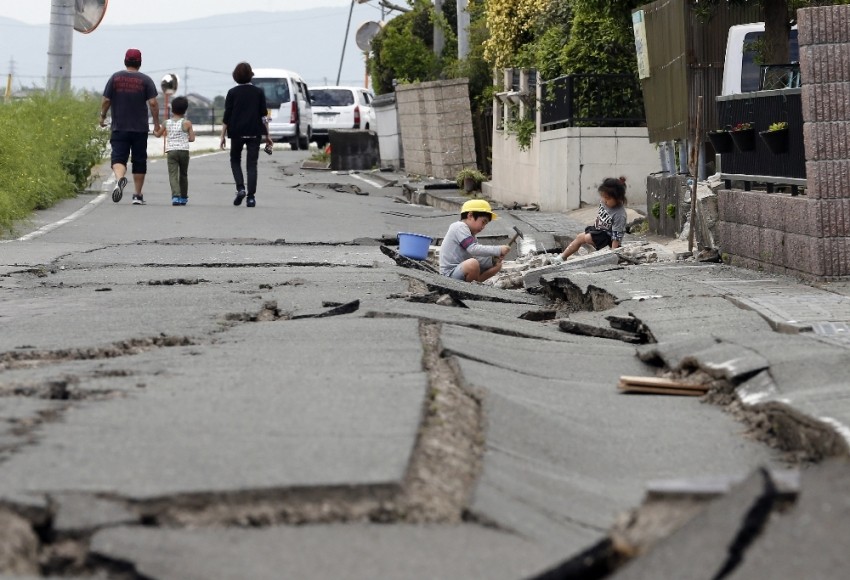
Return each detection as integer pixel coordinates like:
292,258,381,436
223,83,267,138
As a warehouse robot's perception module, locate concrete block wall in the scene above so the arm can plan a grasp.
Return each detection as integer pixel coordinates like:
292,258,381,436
395,79,477,180
718,5,850,279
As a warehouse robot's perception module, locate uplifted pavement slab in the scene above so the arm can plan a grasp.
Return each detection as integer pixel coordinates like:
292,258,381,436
53,241,388,269
365,300,574,342
702,277,850,333
440,325,779,555
90,523,554,580
0,264,410,351
727,460,850,580
610,470,773,580
399,268,548,305
0,317,427,499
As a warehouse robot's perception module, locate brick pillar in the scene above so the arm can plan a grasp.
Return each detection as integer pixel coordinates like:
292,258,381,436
798,5,850,277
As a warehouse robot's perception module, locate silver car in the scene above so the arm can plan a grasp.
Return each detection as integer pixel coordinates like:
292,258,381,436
310,86,376,149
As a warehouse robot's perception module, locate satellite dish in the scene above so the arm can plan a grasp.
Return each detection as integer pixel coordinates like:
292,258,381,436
355,21,383,52
74,0,108,34
161,74,179,96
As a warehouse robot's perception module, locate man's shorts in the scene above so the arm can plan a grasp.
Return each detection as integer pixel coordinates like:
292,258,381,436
110,130,149,174
585,226,613,250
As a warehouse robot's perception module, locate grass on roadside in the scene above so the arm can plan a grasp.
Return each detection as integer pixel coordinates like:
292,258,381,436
0,93,108,234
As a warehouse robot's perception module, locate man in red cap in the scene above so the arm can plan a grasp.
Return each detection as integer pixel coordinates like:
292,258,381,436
99,48,161,205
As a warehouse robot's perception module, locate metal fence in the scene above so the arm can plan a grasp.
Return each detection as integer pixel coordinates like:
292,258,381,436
539,74,645,131
716,89,805,188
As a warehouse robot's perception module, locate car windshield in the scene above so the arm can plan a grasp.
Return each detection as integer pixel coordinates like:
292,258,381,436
254,78,290,108
312,89,355,107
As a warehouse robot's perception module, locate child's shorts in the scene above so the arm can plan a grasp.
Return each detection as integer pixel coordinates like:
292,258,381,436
447,256,497,280
585,226,613,250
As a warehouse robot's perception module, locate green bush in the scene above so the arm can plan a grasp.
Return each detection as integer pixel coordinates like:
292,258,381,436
0,93,107,234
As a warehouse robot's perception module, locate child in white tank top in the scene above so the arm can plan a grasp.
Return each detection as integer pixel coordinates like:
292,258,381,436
154,96,195,205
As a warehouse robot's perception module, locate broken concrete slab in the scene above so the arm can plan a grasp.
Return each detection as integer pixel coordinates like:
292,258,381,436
90,523,556,580
398,269,548,306
637,338,770,383
559,320,645,343
379,244,438,274
51,494,138,534
609,470,776,580
523,250,621,289
727,460,850,580
0,318,428,500
440,327,778,556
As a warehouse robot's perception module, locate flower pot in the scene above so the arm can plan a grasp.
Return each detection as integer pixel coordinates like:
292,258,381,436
463,176,478,193
730,128,756,152
759,127,789,155
707,131,734,154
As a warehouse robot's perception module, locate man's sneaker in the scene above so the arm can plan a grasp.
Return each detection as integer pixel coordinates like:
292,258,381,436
132,194,145,205
246,195,256,208
233,189,246,206
112,176,127,203
179,197,188,205
172,196,181,206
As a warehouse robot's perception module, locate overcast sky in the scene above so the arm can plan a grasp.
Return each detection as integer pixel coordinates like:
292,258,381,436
0,1,373,25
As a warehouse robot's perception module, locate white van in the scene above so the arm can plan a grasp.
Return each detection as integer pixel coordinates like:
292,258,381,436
721,23,799,95
252,68,313,150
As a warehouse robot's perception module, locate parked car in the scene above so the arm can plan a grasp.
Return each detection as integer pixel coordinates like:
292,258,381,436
722,23,799,95
252,68,313,150
310,86,376,149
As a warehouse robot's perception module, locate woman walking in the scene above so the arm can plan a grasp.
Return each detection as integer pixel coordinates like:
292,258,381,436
220,62,274,207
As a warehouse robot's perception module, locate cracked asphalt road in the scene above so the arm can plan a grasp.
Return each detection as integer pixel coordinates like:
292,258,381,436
0,149,789,578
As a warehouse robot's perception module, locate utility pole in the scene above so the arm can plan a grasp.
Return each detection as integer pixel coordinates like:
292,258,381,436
47,0,74,92
433,0,444,57
457,0,469,60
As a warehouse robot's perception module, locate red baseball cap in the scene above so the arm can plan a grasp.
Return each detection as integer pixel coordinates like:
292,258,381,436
125,48,142,62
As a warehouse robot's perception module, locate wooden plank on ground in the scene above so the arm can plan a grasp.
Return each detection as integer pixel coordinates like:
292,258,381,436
618,375,708,396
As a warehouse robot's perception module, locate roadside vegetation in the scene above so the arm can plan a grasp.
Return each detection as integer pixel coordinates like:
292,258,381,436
0,93,108,234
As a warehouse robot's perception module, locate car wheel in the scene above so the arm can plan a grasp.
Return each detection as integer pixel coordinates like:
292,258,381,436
298,132,309,150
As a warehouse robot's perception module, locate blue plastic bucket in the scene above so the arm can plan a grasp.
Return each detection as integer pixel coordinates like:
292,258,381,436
397,232,433,260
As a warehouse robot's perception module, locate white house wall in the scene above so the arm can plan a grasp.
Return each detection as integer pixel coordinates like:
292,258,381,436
490,126,659,211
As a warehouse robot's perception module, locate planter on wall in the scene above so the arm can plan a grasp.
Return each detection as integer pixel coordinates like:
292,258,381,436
759,128,789,154
730,128,756,152
707,130,734,154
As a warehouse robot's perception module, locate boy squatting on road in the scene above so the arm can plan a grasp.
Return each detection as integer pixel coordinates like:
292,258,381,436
439,199,510,283
555,177,628,262
154,96,196,206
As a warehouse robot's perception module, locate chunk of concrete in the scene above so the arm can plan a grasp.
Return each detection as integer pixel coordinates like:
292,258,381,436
727,460,850,580
610,470,775,580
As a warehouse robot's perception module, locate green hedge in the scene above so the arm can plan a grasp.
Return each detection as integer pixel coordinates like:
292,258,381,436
0,93,108,234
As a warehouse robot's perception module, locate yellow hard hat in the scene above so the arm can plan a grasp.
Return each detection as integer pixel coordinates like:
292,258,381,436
460,199,498,220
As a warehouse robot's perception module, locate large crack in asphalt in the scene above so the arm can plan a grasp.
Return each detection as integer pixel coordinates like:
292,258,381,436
0,336,197,372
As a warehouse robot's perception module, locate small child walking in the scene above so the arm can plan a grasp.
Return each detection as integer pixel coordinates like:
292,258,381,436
154,96,195,206
439,199,510,283
558,177,628,261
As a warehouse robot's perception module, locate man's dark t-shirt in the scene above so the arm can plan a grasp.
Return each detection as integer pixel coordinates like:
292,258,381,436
103,71,158,133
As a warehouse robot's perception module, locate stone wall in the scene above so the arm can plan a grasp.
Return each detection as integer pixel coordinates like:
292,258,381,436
717,5,850,279
394,79,477,180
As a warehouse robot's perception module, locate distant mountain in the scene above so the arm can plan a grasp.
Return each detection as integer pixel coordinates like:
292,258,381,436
0,8,380,99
